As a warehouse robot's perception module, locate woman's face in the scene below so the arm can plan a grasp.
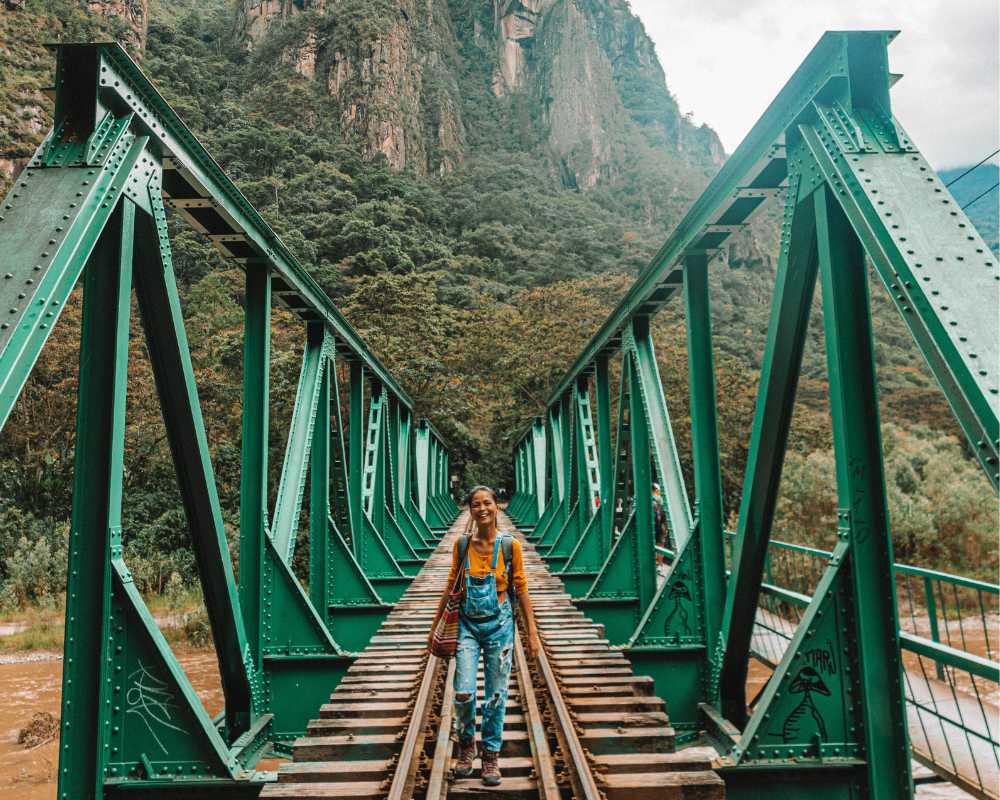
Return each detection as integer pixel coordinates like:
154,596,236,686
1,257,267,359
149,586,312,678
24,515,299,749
470,490,498,529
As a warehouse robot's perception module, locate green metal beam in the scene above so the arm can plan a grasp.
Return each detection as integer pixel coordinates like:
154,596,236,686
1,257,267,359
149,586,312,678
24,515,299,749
630,319,693,550
814,184,910,796
683,254,726,676
718,172,818,726
238,265,270,669
58,200,134,800
134,192,255,738
800,120,998,486
272,325,327,562
0,125,146,429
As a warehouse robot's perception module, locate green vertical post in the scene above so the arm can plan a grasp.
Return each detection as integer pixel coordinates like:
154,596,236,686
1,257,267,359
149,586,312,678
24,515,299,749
370,387,386,531
348,361,365,557
531,418,548,519
628,341,658,612
438,445,446,504
595,354,614,560
550,405,565,507
415,421,429,519
683,254,726,668
814,185,911,798
309,342,331,613
428,437,438,511
924,576,945,680
329,352,355,538
393,399,404,515
523,441,532,514
524,442,534,511
383,396,396,518
58,201,134,800
239,265,270,668
562,392,574,505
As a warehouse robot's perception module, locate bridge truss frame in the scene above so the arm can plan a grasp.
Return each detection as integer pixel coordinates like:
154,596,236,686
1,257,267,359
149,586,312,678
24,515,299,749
0,43,457,799
508,30,998,800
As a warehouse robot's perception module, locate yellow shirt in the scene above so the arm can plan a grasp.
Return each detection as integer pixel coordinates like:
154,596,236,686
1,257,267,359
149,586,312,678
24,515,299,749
446,535,528,598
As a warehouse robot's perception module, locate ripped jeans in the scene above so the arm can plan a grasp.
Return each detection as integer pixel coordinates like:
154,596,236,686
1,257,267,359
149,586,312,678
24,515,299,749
454,599,515,753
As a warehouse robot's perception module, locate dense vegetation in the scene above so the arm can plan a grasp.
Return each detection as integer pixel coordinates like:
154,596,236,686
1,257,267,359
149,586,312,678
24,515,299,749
0,0,994,616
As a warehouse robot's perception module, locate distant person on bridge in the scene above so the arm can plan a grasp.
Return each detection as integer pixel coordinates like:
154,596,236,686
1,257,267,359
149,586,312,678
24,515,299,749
652,482,669,564
427,485,541,786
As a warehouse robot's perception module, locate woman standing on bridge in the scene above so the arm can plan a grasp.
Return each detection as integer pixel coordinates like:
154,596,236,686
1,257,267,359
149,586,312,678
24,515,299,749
427,485,541,786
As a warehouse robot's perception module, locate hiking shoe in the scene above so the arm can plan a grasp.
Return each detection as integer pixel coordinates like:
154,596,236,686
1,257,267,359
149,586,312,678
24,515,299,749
481,749,501,785
454,739,476,778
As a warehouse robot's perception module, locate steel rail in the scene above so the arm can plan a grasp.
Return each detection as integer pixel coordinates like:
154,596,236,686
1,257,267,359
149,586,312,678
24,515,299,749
513,630,563,800
386,652,441,800
534,635,605,800
424,659,456,799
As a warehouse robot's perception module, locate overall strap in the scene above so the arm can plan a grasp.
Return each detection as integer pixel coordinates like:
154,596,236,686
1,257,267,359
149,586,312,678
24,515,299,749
489,533,502,570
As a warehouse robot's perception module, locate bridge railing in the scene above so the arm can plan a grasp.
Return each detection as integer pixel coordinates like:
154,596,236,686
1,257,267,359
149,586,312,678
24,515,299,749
0,42,454,799
510,29,998,800
713,534,999,798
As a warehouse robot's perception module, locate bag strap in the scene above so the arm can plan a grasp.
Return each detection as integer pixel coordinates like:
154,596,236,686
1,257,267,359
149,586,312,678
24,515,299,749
453,535,472,591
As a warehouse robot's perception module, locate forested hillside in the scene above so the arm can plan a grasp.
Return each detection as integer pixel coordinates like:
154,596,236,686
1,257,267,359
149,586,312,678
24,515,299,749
0,0,994,614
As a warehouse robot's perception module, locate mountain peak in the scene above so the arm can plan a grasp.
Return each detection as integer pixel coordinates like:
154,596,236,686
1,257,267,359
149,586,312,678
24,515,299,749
236,0,723,185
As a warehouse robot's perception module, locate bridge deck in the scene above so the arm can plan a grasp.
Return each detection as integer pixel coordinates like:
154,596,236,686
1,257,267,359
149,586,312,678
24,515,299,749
263,513,723,798
753,608,999,798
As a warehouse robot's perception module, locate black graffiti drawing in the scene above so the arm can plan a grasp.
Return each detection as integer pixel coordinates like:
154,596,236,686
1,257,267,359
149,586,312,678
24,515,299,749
663,579,692,637
774,666,830,743
802,639,838,676
125,662,186,755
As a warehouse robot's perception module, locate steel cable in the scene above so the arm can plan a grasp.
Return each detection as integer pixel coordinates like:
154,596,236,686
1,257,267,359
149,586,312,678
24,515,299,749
945,149,1000,187
960,181,999,211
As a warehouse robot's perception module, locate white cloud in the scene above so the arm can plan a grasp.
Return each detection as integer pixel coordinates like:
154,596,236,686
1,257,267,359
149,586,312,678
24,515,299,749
628,0,999,168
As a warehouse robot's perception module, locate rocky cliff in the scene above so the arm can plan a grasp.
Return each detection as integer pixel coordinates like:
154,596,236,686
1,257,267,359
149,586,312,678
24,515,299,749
86,0,149,51
488,0,723,187
237,0,467,175
237,0,724,185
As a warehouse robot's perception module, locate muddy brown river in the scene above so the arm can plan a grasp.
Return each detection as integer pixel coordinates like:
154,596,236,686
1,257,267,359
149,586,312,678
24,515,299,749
0,649,222,799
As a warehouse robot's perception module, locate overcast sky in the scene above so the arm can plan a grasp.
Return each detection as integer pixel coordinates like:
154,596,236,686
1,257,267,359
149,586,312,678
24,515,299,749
629,0,999,169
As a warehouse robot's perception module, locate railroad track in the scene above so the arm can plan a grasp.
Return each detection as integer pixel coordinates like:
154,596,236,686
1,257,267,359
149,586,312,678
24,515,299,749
263,513,723,799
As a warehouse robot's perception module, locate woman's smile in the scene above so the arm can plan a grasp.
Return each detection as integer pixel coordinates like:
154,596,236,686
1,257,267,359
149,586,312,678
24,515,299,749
470,490,498,529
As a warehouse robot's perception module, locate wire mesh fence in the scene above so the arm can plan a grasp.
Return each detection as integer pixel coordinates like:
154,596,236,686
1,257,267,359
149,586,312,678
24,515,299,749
718,533,999,798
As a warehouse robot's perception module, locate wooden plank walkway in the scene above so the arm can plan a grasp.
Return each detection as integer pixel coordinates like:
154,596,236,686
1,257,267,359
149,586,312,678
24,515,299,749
263,512,724,798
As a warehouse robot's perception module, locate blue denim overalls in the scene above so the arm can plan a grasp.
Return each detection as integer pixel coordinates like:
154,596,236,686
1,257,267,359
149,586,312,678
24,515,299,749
454,535,515,753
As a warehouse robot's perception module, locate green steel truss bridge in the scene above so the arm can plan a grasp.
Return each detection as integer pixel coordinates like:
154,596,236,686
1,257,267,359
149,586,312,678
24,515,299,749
0,30,995,800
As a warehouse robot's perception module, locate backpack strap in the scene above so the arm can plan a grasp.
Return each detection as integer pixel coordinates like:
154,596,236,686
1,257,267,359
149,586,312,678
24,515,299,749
501,534,518,613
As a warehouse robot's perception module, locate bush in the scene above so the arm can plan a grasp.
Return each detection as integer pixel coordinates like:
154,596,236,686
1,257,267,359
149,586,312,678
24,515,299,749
771,424,997,580
0,511,67,609
181,609,212,648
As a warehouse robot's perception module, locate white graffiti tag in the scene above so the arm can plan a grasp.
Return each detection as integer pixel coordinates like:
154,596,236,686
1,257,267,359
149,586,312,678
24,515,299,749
125,662,186,754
